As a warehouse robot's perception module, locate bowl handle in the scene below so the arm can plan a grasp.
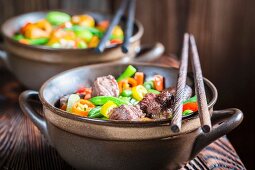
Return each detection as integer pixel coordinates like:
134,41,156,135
190,108,243,159
0,44,9,69
133,42,165,62
19,90,52,144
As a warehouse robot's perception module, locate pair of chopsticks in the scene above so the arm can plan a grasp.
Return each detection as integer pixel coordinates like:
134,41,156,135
96,0,136,53
171,33,212,133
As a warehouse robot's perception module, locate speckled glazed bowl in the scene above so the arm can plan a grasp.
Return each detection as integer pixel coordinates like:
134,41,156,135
19,63,243,170
0,11,164,90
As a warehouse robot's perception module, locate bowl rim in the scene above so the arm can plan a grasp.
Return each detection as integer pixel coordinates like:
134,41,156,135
1,10,144,52
39,62,218,127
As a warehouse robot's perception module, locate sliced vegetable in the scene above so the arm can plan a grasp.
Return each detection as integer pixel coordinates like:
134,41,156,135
134,72,144,85
118,78,137,93
13,34,25,41
143,81,154,90
88,106,103,118
121,89,132,97
89,96,129,106
75,29,93,42
153,75,164,91
100,101,117,118
46,11,71,25
183,95,197,104
147,89,160,94
183,102,198,112
132,85,148,101
72,99,95,117
66,94,80,113
182,109,193,116
118,96,131,104
117,65,137,82
24,38,49,45
71,15,95,27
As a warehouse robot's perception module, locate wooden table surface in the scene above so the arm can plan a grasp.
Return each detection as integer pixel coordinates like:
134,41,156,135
0,57,246,170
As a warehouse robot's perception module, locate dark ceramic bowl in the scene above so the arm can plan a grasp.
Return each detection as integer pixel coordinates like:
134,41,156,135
19,63,243,170
0,11,164,90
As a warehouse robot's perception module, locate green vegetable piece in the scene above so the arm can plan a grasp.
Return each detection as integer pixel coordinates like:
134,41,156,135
147,89,160,94
50,43,61,48
75,30,93,42
67,25,103,37
89,96,129,106
143,81,154,90
110,34,124,40
88,106,102,118
121,89,132,97
46,11,71,25
130,98,139,105
66,94,80,113
101,117,109,120
183,95,197,104
118,96,131,103
117,65,137,82
13,34,25,41
28,38,49,45
77,41,87,48
183,109,193,116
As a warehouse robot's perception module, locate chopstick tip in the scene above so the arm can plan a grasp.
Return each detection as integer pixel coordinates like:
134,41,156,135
202,125,211,133
171,124,180,133
121,46,129,53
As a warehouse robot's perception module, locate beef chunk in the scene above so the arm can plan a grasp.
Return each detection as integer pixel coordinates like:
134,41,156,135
139,89,175,119
92,75,119,97
139,93,162,119
156,90,174,110
139,93,157,111
109,105,145,120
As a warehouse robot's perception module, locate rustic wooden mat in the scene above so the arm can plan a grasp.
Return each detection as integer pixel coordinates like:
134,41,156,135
0,64,245,170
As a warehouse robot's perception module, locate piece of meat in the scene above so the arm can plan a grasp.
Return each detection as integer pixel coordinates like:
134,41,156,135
139,88,175,119
92,75,119,97
109,105,145,120
139,93,157,111
156,90,174,110
139,93,162,119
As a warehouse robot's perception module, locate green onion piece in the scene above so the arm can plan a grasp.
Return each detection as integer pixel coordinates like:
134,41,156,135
117,65,137,82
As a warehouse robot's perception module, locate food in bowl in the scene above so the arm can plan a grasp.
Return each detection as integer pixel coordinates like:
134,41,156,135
12,11,124,48
57,65,198,121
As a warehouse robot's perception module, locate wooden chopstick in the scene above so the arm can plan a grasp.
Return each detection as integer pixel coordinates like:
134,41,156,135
171,33,190,133
190,34,212,133
96,0,129,53
122,0,136,53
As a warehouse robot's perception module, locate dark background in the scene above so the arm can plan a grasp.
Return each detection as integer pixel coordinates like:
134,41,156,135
0,0,254,169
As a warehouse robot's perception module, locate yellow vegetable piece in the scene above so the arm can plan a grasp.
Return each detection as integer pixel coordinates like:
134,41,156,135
100,101,117,118
132,85,148,101
71,15,95,27
88,36,100,48
112,26,123,37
